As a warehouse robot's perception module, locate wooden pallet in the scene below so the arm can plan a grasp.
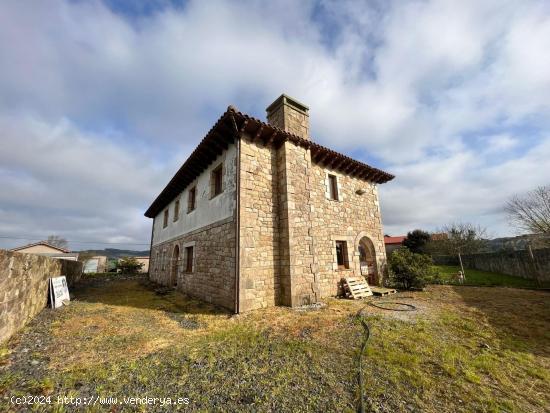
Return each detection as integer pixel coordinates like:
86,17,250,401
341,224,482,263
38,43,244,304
343,277,373,299
370,286,397,296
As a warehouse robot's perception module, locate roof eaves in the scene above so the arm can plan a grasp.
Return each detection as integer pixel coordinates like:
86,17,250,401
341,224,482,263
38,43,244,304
144,106,395,218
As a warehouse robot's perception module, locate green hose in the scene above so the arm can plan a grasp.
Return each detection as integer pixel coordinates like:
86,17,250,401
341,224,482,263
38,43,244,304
356,308,371,413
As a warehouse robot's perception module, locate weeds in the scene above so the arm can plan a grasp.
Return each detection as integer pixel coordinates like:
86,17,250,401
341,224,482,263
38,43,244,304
0,280,548,412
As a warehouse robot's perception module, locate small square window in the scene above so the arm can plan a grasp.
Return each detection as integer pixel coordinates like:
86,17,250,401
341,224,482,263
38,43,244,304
335,240,349,270
188,186,196,212
211,164,223,198
174,199,180,221
163,209,169,228
185,246,194,273
328,174,339,200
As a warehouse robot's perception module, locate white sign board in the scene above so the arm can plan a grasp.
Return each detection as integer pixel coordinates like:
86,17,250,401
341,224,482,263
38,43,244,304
49,276,70,309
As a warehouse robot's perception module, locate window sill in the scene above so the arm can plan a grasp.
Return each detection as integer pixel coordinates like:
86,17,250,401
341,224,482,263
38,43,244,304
187,208,195,214
210,191,223,200
335,268,352,272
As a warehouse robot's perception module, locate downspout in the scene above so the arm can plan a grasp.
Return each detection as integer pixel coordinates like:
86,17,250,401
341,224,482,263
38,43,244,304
148,218,154,278
234,134,241,314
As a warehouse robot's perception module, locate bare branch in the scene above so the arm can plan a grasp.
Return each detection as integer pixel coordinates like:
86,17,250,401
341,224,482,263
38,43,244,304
505,185,550,235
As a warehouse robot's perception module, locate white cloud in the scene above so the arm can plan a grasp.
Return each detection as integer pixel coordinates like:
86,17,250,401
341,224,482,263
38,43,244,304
0,0,549,248
483,134,518,153
0,113,175,249
380,137,550,236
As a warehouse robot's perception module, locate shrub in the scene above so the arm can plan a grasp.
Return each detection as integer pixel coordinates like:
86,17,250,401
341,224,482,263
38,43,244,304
388,248,434,289
116,257,144,274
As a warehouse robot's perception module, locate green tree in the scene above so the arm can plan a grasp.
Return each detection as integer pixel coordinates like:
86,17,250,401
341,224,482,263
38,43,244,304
388,248,434,290
403,229,431,254
116,257,144,274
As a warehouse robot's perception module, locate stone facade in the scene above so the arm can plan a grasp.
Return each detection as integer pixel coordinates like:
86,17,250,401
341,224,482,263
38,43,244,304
238,139,281,311
0,249,82,343
237,136,387,311
149,217,236,310
308,164,387,297
277,141,318,307
147,94,391,312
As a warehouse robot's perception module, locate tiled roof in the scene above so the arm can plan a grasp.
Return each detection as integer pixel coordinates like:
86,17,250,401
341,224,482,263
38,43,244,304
10,241,71,253
145,106,395,218
384,236,406,245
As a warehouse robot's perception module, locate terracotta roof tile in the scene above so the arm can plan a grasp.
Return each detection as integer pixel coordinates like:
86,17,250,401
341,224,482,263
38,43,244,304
384,236,406,245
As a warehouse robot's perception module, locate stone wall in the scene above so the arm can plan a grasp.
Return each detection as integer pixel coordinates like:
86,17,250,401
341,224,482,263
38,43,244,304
238,138,281,311
149,217,236,311
278,142,318,306
434,248,550,282
0,249,82,343
308,163,387,298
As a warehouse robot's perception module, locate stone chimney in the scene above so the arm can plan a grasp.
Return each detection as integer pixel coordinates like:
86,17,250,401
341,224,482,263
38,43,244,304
266,94,310,140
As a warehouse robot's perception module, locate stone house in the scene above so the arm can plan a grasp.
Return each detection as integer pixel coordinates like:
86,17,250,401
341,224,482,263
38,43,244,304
145,94,394,312
10,241,79,261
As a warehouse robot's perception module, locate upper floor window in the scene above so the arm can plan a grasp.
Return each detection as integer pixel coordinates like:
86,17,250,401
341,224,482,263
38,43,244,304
211,164,223,198
335,240,349,270
163,209,169,228
174,199,180,221
328,174,339,200
188,186,196,212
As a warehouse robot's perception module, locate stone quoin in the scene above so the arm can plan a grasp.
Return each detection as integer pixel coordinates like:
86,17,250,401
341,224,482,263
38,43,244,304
145,94,395,312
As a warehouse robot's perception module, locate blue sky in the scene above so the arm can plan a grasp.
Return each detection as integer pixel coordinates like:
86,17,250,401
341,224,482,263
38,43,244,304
0,0,549,250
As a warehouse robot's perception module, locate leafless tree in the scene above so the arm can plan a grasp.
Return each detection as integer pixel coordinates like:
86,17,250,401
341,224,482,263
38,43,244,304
429,223,487,280
46,235,69,249
505,185,550,237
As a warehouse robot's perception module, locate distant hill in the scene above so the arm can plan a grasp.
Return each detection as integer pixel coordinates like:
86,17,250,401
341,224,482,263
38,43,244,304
485,234,549,252
77,248,150,259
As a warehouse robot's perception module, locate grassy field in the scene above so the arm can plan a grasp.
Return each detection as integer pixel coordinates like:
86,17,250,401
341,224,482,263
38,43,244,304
433,265,545,288
1,278,549,412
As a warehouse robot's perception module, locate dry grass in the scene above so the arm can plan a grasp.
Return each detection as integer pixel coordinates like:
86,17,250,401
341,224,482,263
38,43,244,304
1,278,549,412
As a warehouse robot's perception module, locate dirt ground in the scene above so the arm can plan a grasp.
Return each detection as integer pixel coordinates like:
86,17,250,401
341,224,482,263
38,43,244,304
1,277,549,412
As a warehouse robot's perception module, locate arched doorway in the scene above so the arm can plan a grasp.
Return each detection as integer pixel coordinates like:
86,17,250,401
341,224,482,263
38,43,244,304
358,237,378,285
171,245,180,287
